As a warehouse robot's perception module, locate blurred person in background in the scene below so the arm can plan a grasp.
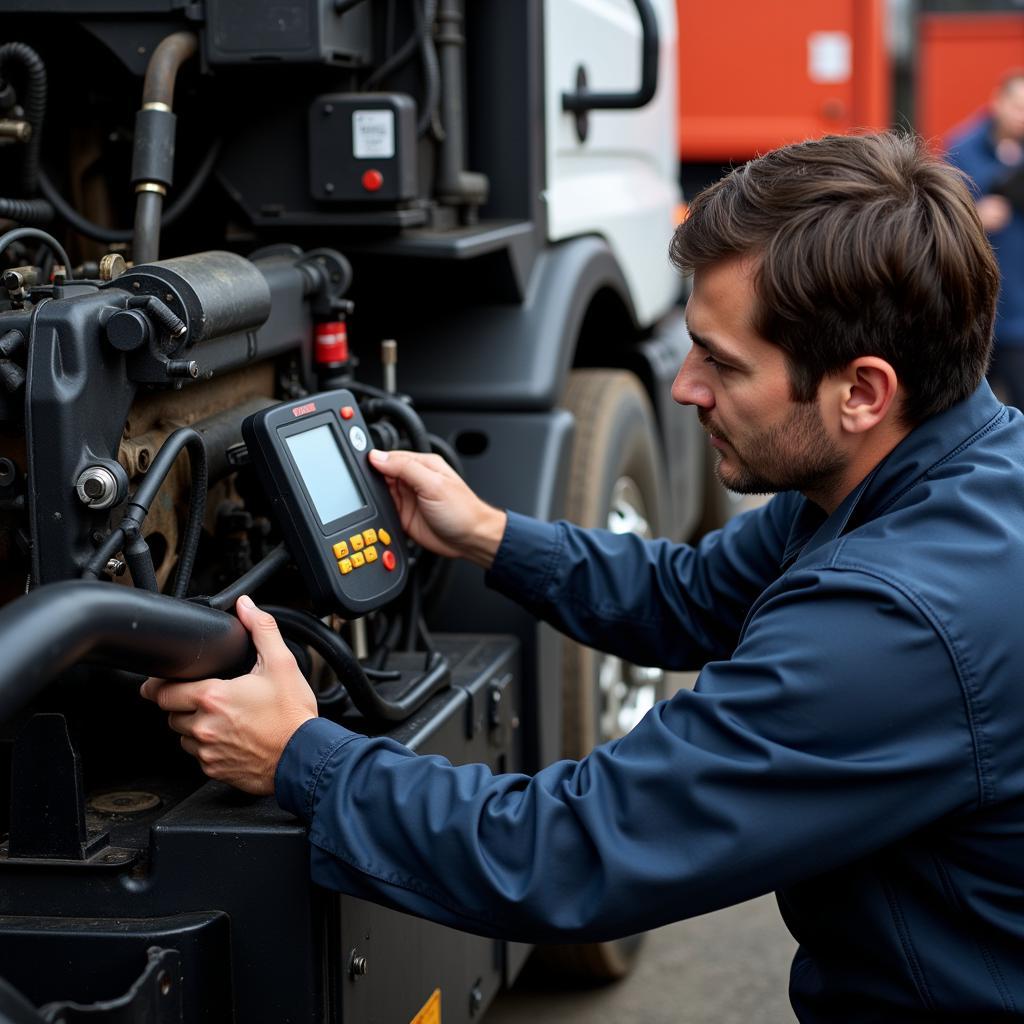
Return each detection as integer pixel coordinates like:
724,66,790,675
948,69,1024,408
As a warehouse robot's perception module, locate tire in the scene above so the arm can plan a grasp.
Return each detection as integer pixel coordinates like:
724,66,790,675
538,369,668,982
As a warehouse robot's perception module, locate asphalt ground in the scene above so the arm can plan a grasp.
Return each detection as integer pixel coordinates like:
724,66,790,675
489,894,798,1024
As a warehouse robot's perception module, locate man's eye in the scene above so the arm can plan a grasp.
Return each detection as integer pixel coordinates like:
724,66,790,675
704,355,727,370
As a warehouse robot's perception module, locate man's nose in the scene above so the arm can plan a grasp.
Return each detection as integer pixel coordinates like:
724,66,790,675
671,350,714,409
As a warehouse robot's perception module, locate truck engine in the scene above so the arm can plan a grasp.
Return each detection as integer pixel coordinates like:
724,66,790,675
0,2,700,1021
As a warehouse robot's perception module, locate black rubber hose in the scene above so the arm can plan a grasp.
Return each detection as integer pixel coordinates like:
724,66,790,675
411,0,441,137
208,544,292,611
123,521,160,592
362,396,431,453
132,31,198,263
0,580,252,725
132,189,163,266
363,0,429,89
263,605,450,722
428,430,464,476
37,140,222,245
0,226,72,278
0,197,52,225
82,427,208,594
0,42,46,194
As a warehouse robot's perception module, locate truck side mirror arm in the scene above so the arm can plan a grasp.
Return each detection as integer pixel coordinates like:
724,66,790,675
561,0,660,142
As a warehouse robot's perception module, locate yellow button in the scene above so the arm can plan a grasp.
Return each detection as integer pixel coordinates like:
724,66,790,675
351,551,366,568
364,544,378,563
362,528,378,546
378,528,392,546
332,540,349,559
350,534,364,551
339,558,353,575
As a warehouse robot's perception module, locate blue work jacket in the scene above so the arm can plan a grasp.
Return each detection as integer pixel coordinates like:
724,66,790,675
276,382,1024,1022
947,115,1024,347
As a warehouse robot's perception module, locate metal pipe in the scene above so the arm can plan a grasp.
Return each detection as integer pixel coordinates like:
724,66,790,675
0,581,252,724
434,0,487,210
141,32,198,107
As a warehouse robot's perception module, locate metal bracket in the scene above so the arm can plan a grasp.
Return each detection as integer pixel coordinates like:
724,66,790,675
39,947,183,1023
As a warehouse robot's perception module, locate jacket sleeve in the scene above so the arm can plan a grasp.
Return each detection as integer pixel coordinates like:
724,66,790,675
275,565,978,943
483,498,797,668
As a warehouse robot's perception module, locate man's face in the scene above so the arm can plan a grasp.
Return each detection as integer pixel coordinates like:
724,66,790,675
993,80,1024,143
672,257,847,498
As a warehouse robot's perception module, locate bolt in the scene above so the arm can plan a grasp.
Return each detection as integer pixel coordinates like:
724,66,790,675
105,558,127,577
323,103,334,115
348,950,368,978
469,982,484,1016
324,182,335,194
75,466,119,510
98,253,127,281
166,359,199,379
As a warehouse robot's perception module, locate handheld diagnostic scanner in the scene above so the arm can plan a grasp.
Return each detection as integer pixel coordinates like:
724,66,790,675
242,390,408,616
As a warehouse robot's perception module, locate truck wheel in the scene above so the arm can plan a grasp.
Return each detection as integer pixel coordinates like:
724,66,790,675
542,368,668,981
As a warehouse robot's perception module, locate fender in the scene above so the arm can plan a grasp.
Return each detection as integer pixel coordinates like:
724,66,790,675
397,235,638,411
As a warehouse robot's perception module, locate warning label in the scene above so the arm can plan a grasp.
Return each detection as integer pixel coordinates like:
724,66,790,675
353,109,395,159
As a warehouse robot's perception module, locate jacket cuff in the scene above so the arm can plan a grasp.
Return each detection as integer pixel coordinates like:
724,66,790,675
484,511,562,605
275,716,361,823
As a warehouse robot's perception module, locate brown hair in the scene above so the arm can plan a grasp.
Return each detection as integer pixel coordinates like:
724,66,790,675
670,131,999,424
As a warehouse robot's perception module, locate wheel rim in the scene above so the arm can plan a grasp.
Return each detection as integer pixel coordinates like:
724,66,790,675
599,477,664,741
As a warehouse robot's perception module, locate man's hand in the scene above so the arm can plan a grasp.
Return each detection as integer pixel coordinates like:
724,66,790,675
978,194,1013,233
368,449,507,568
140,596,318,795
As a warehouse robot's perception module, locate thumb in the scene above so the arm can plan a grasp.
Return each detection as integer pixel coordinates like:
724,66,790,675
236,595,293,670
368,448,445,498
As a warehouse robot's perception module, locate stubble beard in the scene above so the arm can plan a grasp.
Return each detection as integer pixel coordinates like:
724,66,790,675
702,401,848,500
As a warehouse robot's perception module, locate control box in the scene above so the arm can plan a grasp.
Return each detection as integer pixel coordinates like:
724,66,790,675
309,94,418,203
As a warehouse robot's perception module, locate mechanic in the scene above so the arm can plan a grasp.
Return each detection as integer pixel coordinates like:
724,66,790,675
947,69,1024,408
142,131,1024,1022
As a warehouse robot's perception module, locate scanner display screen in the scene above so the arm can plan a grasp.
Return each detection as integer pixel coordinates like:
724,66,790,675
285,424,365,526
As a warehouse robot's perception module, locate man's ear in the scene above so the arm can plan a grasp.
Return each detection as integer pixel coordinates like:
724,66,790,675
835,357,899,435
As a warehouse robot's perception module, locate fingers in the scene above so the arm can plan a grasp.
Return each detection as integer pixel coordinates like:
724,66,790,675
140,677,208,713
139,676,163,702
235,595,296,671
167,710,194,736
369,449,455,495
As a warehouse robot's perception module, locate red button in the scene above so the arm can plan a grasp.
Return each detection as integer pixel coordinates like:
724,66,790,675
340,406,354,420
382,550,397,571
362,169,384,192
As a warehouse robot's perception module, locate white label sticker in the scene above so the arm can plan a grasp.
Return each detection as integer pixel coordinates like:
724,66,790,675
352,110,395,160
807,32,851,84
349,425,368,452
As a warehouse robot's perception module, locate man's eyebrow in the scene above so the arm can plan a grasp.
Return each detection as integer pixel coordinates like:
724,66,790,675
684,321,746,368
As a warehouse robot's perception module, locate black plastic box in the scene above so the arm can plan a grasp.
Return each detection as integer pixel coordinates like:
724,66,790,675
205,0,372,65
309,93,418,203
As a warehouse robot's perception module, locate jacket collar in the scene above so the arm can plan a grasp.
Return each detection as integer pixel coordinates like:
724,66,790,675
781,382,1007,569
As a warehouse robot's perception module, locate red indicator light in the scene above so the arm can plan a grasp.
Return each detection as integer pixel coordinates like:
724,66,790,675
340,406,354,420
362,169,384,192
292,401,317,417
382,550,397,571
